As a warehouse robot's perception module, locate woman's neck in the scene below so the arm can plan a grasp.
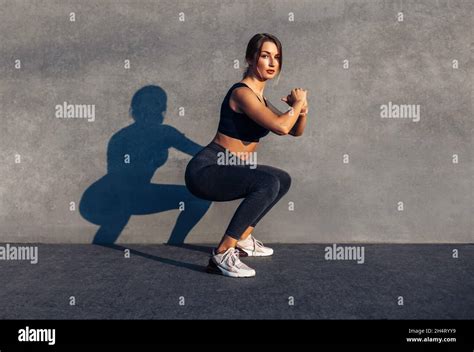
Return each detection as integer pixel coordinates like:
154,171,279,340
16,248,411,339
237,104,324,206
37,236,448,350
242,76,266,98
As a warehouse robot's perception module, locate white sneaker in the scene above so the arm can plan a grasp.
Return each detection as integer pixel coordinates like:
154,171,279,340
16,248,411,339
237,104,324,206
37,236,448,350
236,235,274,257
206,247,256,278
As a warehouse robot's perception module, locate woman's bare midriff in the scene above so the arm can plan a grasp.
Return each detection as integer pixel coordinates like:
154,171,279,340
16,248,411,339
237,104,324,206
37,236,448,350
211,132,258,161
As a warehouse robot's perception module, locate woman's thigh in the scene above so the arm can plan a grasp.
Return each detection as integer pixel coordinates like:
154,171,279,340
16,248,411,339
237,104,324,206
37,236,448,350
190,164,277,202
252,164,292,189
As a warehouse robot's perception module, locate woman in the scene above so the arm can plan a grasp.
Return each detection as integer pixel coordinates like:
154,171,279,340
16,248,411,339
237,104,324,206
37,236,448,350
185,33,308,278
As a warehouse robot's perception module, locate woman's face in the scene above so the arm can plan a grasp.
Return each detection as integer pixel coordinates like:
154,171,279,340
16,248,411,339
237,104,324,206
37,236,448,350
253,41,280,79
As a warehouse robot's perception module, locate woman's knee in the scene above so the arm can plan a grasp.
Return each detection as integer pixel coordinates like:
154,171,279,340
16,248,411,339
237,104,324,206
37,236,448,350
275,169,292,194
252,173,280,200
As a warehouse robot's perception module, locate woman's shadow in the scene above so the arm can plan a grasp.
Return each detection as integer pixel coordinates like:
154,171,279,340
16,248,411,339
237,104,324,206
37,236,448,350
79,85,212,250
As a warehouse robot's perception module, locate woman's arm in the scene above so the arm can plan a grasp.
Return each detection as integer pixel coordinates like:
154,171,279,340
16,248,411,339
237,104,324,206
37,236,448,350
265,98,285,116
233,88,305,135
288,113,307,137
280,94,308,137
265,98,307,137
288,100,308,136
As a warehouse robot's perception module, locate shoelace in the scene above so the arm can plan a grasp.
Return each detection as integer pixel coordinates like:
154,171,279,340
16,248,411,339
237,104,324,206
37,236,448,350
247,236,265,254
252,237,265,250
238,235,266,254
221,248,241,268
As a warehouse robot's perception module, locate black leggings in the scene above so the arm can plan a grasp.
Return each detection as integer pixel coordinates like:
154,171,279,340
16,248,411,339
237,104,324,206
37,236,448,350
184,141,291,240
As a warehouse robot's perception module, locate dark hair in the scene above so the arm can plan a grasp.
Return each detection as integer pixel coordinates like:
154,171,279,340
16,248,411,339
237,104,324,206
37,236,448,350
242,33,282,81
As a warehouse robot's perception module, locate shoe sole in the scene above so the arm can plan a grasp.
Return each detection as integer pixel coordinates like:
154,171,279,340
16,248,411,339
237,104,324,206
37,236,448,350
206,259,255,278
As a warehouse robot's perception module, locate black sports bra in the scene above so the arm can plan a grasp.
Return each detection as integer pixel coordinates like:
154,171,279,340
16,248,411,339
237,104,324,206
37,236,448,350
217,82,270,142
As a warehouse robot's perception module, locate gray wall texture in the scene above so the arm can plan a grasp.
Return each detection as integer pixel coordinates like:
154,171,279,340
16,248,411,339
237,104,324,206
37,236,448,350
0,0,472,244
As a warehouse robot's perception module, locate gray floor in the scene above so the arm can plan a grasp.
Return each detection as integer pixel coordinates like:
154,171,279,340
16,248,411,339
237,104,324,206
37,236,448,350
1,244,472,319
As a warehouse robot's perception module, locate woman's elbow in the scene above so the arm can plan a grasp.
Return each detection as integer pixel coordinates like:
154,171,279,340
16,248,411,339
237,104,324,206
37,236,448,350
273,126,290,136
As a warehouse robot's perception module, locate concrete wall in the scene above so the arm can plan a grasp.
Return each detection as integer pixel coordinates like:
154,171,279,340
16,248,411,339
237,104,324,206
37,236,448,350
0,0,472,244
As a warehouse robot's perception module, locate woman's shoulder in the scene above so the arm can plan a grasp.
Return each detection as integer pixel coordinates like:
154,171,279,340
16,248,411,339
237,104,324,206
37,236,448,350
229,81,247,90
226,82,249,102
